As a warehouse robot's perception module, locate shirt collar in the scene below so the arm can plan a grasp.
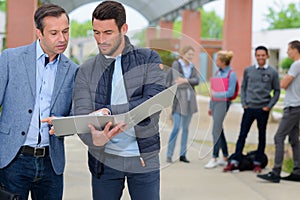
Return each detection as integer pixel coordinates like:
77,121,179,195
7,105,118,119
178,58,192,67
35,40,60,63
219,66,231,72
255,64,268,69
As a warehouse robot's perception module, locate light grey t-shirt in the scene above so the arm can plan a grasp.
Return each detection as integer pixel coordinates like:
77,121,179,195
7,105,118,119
284,59,300,107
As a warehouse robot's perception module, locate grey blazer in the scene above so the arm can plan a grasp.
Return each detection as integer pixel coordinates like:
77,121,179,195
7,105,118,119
0,41,78,175
167,60,199,115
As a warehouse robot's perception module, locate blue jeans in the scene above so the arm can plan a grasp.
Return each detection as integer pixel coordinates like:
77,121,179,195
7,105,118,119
92,164,160,200
231,108,269,165
0,153,63,200
167,112,193,158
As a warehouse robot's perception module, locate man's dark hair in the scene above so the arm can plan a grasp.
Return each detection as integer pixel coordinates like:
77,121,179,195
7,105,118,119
34,3,69,34
255,46,269,55
289,40,300,53
92,1,126,31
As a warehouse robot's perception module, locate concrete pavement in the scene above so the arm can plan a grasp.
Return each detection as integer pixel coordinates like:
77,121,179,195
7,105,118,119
62,96,299,200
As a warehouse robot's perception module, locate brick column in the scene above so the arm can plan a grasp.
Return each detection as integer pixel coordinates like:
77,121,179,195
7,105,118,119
223,0,252,81
145,27,157,48
181,10,201,71
159,20,173,38
7,0,38,48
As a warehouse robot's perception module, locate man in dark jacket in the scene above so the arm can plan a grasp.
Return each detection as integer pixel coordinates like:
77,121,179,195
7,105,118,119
73,1,165,199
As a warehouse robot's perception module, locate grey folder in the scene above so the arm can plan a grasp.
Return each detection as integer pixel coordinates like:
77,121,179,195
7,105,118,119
52,84,178,136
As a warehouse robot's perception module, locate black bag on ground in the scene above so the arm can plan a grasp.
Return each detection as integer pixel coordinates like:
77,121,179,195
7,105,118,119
228,150,268,171
0,186,20,200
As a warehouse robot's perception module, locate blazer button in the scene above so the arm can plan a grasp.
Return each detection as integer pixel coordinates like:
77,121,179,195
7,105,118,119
28,109,33,113
21,131,26,135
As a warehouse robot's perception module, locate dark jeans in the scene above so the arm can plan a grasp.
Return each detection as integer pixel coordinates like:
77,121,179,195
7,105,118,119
92,163,160,200
0,153,63,200
231,108,269,165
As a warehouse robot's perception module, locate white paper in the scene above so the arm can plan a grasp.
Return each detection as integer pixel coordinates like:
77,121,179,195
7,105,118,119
52,84,177,136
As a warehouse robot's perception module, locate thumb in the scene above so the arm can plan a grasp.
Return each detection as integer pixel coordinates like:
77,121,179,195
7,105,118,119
88,124,96,132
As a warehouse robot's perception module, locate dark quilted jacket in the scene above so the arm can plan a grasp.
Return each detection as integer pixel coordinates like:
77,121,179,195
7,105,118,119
73,36,165,176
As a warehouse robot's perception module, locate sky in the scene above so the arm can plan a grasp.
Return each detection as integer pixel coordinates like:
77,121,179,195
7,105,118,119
69,0,299,32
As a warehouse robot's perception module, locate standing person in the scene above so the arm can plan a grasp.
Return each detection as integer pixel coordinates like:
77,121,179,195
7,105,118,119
0,4,78,200
72,1,165,200
205,50,237,169
166,46,199,163
257,40,300,183
224,46,280,173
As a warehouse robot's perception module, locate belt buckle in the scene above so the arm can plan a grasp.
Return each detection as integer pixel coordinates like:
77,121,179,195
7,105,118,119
34,147,45,157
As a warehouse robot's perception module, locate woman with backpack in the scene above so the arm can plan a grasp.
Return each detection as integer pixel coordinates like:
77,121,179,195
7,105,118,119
205,50,238,169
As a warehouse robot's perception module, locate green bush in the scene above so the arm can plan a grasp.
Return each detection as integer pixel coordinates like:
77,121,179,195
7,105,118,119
280,57,293,70
156,50,177,71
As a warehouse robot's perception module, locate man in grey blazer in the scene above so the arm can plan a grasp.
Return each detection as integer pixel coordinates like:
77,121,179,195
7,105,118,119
0,4,77,200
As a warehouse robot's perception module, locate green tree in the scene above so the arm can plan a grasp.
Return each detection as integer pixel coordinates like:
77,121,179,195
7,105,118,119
280,57,294,71
172,8,223,39
70,20,93,38
0,0,6,12
132,29,146,47
265,2,300,30
200,8,223,39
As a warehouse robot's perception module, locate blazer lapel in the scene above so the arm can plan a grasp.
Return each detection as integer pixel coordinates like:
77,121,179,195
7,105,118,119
23,43,37,98
50,56,70,109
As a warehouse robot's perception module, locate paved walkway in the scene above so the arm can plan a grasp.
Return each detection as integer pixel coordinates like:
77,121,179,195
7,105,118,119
62,96,299,200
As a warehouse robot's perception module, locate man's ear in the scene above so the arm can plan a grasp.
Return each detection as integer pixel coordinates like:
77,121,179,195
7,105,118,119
121,23,128,35
36,28,42,40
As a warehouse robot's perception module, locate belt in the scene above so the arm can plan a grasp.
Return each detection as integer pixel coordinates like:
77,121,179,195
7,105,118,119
19,146,49,157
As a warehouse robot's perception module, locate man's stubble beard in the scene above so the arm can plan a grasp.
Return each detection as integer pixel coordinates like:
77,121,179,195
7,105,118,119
99,34,123,57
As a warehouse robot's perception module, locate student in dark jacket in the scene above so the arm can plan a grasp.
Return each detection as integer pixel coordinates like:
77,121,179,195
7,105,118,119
72,1,165,200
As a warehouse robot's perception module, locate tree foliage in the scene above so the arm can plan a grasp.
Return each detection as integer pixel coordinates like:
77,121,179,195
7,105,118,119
280,57,294,70
200,8,223,39
70,20,93,38
172,8,223,39
0,0,6,12
265,2,300,30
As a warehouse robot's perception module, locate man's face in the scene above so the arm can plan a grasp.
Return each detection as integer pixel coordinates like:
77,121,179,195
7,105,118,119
36,14,69,59
93,19,128,57
287,44,295,60
255,49,269,66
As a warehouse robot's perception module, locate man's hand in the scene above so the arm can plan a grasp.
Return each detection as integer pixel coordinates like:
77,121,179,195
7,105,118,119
262,107,270,111
208,109,212,116
89,108,111,116
88,122,126,146
41,116,57,135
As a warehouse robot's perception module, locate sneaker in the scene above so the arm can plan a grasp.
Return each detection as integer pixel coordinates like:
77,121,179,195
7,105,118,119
205,158,218,169
223,163,239,172
166,157,172,163
281,173,300,182
217,159,228,166
257,171,280,183
253,164,262,173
